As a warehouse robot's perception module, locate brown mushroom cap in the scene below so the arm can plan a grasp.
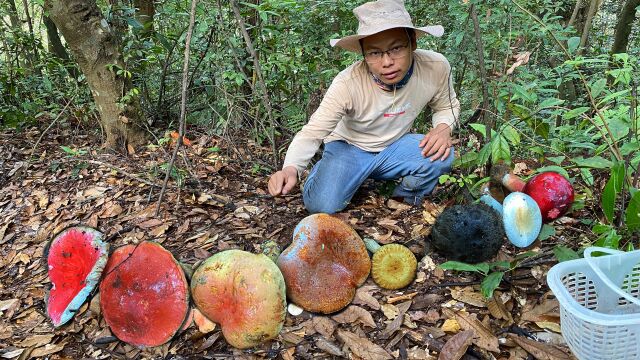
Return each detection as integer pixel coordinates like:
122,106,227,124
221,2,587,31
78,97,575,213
277,214,371,314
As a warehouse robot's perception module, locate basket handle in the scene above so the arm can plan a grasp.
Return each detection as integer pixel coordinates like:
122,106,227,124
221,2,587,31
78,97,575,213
584,247,640,307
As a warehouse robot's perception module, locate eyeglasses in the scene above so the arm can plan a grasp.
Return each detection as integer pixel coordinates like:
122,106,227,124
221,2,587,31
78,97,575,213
364,44,409,63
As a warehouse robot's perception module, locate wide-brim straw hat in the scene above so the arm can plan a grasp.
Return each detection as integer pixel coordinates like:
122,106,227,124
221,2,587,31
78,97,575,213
330,0,444,53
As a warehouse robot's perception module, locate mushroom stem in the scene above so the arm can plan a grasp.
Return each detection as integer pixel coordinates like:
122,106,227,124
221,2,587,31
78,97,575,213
363,237,382,253
260,240,281,263
479,185,503,215
491,162,526,192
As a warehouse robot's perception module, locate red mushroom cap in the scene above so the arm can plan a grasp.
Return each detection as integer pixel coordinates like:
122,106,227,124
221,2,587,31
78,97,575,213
46,226,108,327
191,250,286,349
523,171,574,222
99,241,189,348
277,214,371,314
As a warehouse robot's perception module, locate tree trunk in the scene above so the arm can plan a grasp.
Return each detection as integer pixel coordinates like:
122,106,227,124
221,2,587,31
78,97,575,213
6,0,21,30
43,16,69,61
578,0,602,54
133,0,155,38
6,0,23,68
611,0,640,54
46,0,146,150
43,15,80,79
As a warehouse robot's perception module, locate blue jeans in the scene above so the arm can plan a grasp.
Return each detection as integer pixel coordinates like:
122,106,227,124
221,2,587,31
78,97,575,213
303,133,454,213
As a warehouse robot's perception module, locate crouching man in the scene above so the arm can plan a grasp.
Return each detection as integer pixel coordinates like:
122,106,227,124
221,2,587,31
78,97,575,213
268,0,460,214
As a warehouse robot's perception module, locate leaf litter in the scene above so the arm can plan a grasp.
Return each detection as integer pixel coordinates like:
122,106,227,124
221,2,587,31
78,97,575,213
0,127,580,359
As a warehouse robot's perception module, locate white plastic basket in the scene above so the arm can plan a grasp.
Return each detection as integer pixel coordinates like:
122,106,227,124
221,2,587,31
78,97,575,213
547,247,640,360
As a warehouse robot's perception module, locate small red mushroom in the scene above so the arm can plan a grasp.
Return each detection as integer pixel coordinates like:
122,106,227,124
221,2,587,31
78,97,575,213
491,163,574,223
523,172,574,222
277,214,371,314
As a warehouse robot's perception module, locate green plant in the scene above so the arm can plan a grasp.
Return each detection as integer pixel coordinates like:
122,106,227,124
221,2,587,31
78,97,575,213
439,251,536,298
156,162,187,186
60,146,87,157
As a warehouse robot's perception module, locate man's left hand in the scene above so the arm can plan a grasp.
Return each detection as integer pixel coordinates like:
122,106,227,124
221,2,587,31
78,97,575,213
419,123,452,161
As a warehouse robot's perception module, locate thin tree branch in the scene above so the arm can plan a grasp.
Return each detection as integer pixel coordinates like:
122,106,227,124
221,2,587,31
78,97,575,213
470,4,491,143
155,0,198,216
229,0,279,168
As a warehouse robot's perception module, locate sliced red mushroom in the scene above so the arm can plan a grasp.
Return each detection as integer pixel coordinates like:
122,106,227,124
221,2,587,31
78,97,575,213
277,213,371,314
100,241,189,348
523,172,574,222
46,226,108,327
191,250,286,349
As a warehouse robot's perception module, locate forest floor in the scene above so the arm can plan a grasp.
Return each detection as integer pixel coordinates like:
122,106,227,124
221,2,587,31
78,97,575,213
0,121,584,359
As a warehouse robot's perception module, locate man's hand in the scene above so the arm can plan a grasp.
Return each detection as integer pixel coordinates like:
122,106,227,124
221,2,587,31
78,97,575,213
419,123,452,161
268,166,298,196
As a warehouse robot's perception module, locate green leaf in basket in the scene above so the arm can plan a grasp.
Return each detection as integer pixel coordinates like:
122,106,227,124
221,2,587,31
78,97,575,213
481,271,504,298
553,245,580,262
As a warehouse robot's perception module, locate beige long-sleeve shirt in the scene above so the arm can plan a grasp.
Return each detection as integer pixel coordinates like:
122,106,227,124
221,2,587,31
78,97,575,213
283,49,460,174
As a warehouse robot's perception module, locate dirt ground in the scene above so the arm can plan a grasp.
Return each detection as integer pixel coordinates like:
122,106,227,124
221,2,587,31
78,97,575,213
0,124,580,359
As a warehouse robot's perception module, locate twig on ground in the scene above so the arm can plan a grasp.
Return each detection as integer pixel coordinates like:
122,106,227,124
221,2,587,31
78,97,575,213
64,158,161,188
30,97,75,158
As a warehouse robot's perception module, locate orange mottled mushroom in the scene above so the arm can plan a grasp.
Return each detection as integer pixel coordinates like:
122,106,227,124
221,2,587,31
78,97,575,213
277,213,371,314
191,250,286,349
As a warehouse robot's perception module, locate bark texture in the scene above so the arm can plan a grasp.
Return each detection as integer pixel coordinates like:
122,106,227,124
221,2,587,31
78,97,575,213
46,0,146,150
611,0,640,54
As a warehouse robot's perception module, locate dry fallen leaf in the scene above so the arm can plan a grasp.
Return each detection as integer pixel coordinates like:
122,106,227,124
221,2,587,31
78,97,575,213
450,287,486,308
508,334,571,360
353,285,381,310
438,329,474,360
137,218,164,229
315,336,345,357
381,303,399,320
487,292,514,323
99,201,123,218
378,218,405,234
332,305,377,328
337,329,392,360
31,342,66,358
16,334,54,348
380,301,412,338
443,308,500,353
311,316,338,339
441,319,461,333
